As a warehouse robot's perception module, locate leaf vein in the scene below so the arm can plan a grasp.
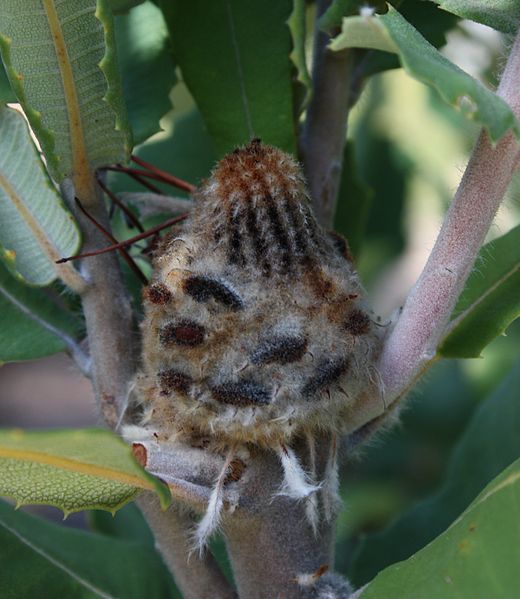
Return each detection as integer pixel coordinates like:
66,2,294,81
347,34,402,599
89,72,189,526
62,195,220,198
0,516,115,599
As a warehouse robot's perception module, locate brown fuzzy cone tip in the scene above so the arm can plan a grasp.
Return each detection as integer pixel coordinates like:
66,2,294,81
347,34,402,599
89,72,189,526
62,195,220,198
133,140,381,446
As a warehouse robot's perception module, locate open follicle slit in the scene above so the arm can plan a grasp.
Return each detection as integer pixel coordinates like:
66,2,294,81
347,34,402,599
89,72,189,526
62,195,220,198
56,161,195,273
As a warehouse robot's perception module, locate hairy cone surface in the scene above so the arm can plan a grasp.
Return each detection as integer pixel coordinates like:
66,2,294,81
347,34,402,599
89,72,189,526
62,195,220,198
135,140,380,446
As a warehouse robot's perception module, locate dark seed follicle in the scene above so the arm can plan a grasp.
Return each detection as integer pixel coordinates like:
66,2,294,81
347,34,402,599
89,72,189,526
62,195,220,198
344,309,371,336
183,275,243,310
159,321,206,347
251,335,308,365
302,358,350,398
211,380,271,407
143,282,172,305
159,369,192,395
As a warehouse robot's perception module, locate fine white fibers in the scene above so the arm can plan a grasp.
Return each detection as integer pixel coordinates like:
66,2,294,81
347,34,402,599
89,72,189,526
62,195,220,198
304,432,319,534
192,446,235,553
296,572,318,587
322,436,341,522
277,444,321,499
305,490,319,536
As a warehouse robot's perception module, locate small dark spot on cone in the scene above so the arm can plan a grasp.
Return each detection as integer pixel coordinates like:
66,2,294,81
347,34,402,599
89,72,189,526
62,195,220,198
212,379,270,406
251,335,308,365
158,369,193,395
344,309,371,336
302,358,349,397
144,283,172,305
160,321,205,346
184,275,243,310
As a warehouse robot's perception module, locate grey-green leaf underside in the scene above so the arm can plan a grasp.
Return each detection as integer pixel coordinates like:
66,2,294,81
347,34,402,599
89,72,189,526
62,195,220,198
0,106,80,286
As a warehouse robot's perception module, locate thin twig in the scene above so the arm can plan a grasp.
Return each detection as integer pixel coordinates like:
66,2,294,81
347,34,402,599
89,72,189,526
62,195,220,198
300,0,357,228
56,213,189,264
74,197,148,285
116,192,193,218
61,179,138,424
98,164,163,194
95,172,145,232
377,30,520,409
138,494,237,599
131,154,197,194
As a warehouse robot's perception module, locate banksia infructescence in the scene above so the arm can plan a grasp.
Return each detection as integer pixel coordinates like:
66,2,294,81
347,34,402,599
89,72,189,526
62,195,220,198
127,140,382,547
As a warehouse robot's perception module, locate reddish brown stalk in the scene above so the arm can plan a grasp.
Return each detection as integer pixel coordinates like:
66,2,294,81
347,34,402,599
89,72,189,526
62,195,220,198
131,154,197,194
100,163,164,194
56,213,189,264
95,172,145,232
74,197,148,284
103,166,193,191
126,169,163,194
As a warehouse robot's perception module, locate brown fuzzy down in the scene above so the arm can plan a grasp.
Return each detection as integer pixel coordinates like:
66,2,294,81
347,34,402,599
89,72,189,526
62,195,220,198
132,140,382,447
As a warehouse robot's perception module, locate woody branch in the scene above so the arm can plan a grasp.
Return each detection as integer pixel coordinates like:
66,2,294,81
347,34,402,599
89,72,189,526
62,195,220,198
377,29,520,410
60,179,137,428
62,177,237,597
301,0,358,229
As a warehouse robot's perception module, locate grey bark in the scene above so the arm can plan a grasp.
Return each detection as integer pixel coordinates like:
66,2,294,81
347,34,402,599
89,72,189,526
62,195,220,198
138,494,236,599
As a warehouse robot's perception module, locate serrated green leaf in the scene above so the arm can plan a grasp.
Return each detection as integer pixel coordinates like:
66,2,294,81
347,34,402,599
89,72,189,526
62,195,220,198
322,1,460,81
439,225,520,358
0,0,132,186
0,106,80,286
115,1,176,145
431,0,520,34
351,364,520,586
287,0,312,113
358,457,520,598
0,60,15,102
330,6,520,143
0,262,82,362
0,428,170,515
160,0,297,157
0,500,178,599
